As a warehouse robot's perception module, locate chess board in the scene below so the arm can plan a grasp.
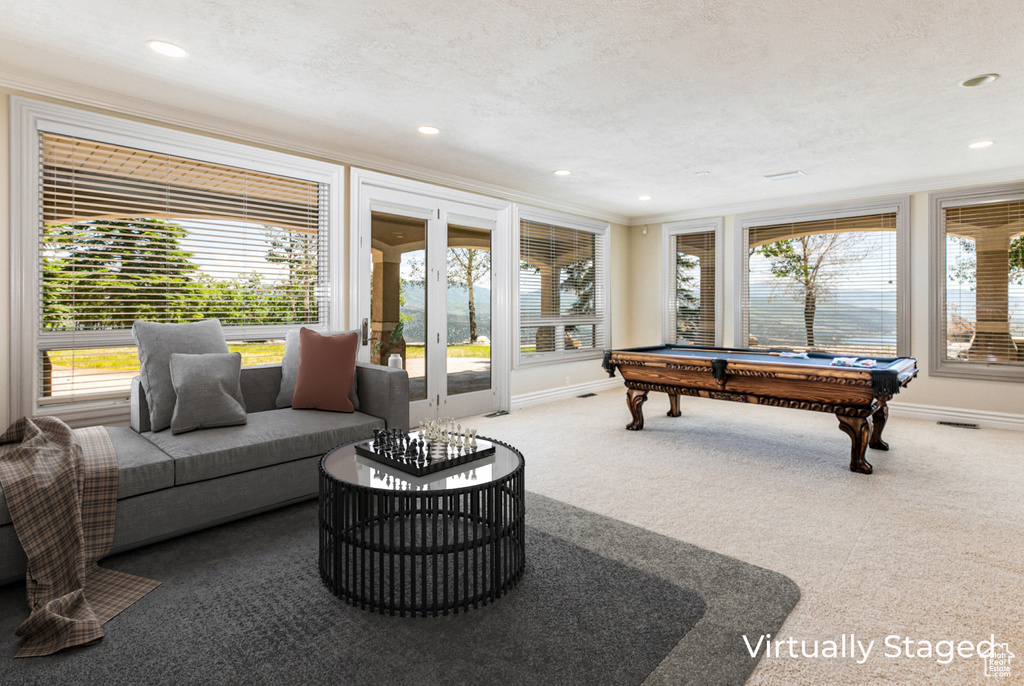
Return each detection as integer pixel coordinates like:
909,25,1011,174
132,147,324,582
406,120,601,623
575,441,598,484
355,432,496,477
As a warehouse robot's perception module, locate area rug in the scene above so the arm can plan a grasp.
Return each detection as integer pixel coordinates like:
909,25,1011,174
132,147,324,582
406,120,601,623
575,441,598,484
0,493,799,685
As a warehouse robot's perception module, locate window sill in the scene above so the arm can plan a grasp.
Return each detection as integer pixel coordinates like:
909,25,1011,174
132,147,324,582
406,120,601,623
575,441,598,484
929,361,1024,383
516,349,605,368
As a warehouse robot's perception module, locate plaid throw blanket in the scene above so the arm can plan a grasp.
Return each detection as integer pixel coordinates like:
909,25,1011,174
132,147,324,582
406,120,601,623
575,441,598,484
0,417,160,658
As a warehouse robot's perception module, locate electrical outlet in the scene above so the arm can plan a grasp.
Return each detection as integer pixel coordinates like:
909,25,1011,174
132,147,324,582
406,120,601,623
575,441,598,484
565,376,570,386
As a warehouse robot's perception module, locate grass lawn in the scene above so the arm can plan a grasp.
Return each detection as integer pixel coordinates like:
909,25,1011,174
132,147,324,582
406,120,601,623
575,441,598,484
47,342,493,370
404,345,490,359
47,342,285,370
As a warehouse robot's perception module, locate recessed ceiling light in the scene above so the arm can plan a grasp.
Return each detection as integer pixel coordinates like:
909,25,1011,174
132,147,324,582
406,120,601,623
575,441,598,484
968,140,994,149
960,74,999,88
147,40,189,58
695,171,710,177
553,169,571,176
417,125,440,135
765,170,806,181
638,195,651,201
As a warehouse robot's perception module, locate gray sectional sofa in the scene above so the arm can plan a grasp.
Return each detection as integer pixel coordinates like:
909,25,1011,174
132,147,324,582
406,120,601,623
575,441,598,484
0,361,409,586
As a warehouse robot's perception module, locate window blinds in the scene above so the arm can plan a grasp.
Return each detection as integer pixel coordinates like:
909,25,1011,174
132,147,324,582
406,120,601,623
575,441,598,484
941,200,1024,365
38,132,329,404
745,213,898,356
519,219,605,358
673,231,717,347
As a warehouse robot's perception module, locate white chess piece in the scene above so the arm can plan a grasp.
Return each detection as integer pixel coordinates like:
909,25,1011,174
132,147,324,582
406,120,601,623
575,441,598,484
470,429,478,450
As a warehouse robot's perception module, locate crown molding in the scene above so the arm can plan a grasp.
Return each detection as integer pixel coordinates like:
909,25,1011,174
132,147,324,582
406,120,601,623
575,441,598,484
0,67,630,226
630,166,1024,226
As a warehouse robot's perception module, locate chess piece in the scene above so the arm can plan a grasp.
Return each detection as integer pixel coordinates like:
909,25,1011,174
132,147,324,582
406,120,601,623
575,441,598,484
470,429,478,450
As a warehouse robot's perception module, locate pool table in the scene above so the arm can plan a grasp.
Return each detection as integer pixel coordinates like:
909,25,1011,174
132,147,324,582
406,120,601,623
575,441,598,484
602,345,918,474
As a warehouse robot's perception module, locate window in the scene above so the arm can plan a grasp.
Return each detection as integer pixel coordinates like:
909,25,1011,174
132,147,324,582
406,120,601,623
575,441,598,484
11,98,342,425
516,208,609,364
740,199,909,356
663,219,722,347
931,184,1024,381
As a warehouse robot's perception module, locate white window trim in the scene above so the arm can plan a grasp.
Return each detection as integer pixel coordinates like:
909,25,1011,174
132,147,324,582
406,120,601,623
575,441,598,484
513,205,610,368
929,182,1024,382
735,196,911,356
9,96,345,425
662,218,724,346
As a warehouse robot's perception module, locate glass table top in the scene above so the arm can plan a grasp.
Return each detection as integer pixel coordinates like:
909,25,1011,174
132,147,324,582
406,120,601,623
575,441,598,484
322,437,522,492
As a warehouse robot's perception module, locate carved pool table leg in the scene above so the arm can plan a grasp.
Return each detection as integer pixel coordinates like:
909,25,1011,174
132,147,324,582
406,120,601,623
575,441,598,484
869,397,890,451
626,388,649,431
667,393,681,418
837,414,874,474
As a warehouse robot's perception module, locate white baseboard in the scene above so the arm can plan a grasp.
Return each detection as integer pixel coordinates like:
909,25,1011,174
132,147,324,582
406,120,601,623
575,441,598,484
511,378,621,410
888,401,1024,431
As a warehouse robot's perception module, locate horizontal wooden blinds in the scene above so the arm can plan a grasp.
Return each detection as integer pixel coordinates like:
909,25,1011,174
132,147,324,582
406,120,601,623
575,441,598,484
941,200,1024,365
519,219,605,358
673,231,716,347
38,132,329,404
745,212,898,356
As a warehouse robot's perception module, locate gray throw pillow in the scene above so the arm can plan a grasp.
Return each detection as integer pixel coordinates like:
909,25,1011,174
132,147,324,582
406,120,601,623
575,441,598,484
133,319,230,432
276,328,360,410
168,352,247,435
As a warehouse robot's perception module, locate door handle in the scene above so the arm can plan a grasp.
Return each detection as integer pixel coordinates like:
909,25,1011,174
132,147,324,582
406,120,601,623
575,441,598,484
361,318,369,346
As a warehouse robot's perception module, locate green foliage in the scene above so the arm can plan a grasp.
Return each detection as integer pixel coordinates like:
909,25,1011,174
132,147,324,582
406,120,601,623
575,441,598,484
371,321,404,357
758,239,813,283
42,219,199,331
265,227,320,321
42,218,322,333
675,252,701,340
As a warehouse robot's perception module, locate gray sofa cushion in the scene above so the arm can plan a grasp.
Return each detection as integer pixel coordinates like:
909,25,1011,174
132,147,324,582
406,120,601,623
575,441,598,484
355,363,410,431
0,426,174,527
277,328,360,410
144,408,385,486
133,318,230,432
169,352,247,434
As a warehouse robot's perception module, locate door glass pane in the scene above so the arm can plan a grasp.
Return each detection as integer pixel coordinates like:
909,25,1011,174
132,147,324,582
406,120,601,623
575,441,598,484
674,231,716,347
371,211,427,401
447,224,491,396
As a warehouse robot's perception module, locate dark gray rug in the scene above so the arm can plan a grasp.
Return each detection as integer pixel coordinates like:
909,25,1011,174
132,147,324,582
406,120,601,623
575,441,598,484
0,493,799,685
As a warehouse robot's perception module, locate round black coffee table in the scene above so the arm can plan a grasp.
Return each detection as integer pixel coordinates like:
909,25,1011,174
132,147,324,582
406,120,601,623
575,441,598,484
318,437,525,616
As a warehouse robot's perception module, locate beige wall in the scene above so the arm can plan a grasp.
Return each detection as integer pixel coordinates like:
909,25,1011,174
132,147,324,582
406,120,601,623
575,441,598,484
630,190,1024,418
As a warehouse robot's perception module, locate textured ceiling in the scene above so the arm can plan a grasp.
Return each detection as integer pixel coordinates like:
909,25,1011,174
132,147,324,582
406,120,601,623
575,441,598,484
0,0,1021,221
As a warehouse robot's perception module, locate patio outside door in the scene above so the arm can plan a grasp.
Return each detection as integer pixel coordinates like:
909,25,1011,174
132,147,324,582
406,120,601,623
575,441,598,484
353,174,508,426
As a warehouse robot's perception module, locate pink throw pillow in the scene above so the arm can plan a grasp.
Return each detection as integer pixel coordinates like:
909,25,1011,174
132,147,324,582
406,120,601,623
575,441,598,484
291,328,359,412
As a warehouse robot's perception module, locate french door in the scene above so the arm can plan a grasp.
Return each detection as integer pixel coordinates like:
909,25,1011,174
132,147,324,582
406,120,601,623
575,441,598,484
352,172,509,425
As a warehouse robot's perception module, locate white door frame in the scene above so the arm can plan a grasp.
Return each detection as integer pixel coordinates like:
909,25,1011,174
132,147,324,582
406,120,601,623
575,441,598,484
350,169,511,423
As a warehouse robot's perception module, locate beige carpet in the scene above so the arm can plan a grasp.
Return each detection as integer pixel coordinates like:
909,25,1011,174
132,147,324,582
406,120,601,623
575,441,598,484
469,390,1024,685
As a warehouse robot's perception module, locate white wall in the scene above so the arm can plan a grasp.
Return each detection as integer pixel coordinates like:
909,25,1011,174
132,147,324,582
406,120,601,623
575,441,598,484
629,189,1024,424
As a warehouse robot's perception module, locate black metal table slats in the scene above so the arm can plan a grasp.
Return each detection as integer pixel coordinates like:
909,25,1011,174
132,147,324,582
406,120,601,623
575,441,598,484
318,439,525,617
